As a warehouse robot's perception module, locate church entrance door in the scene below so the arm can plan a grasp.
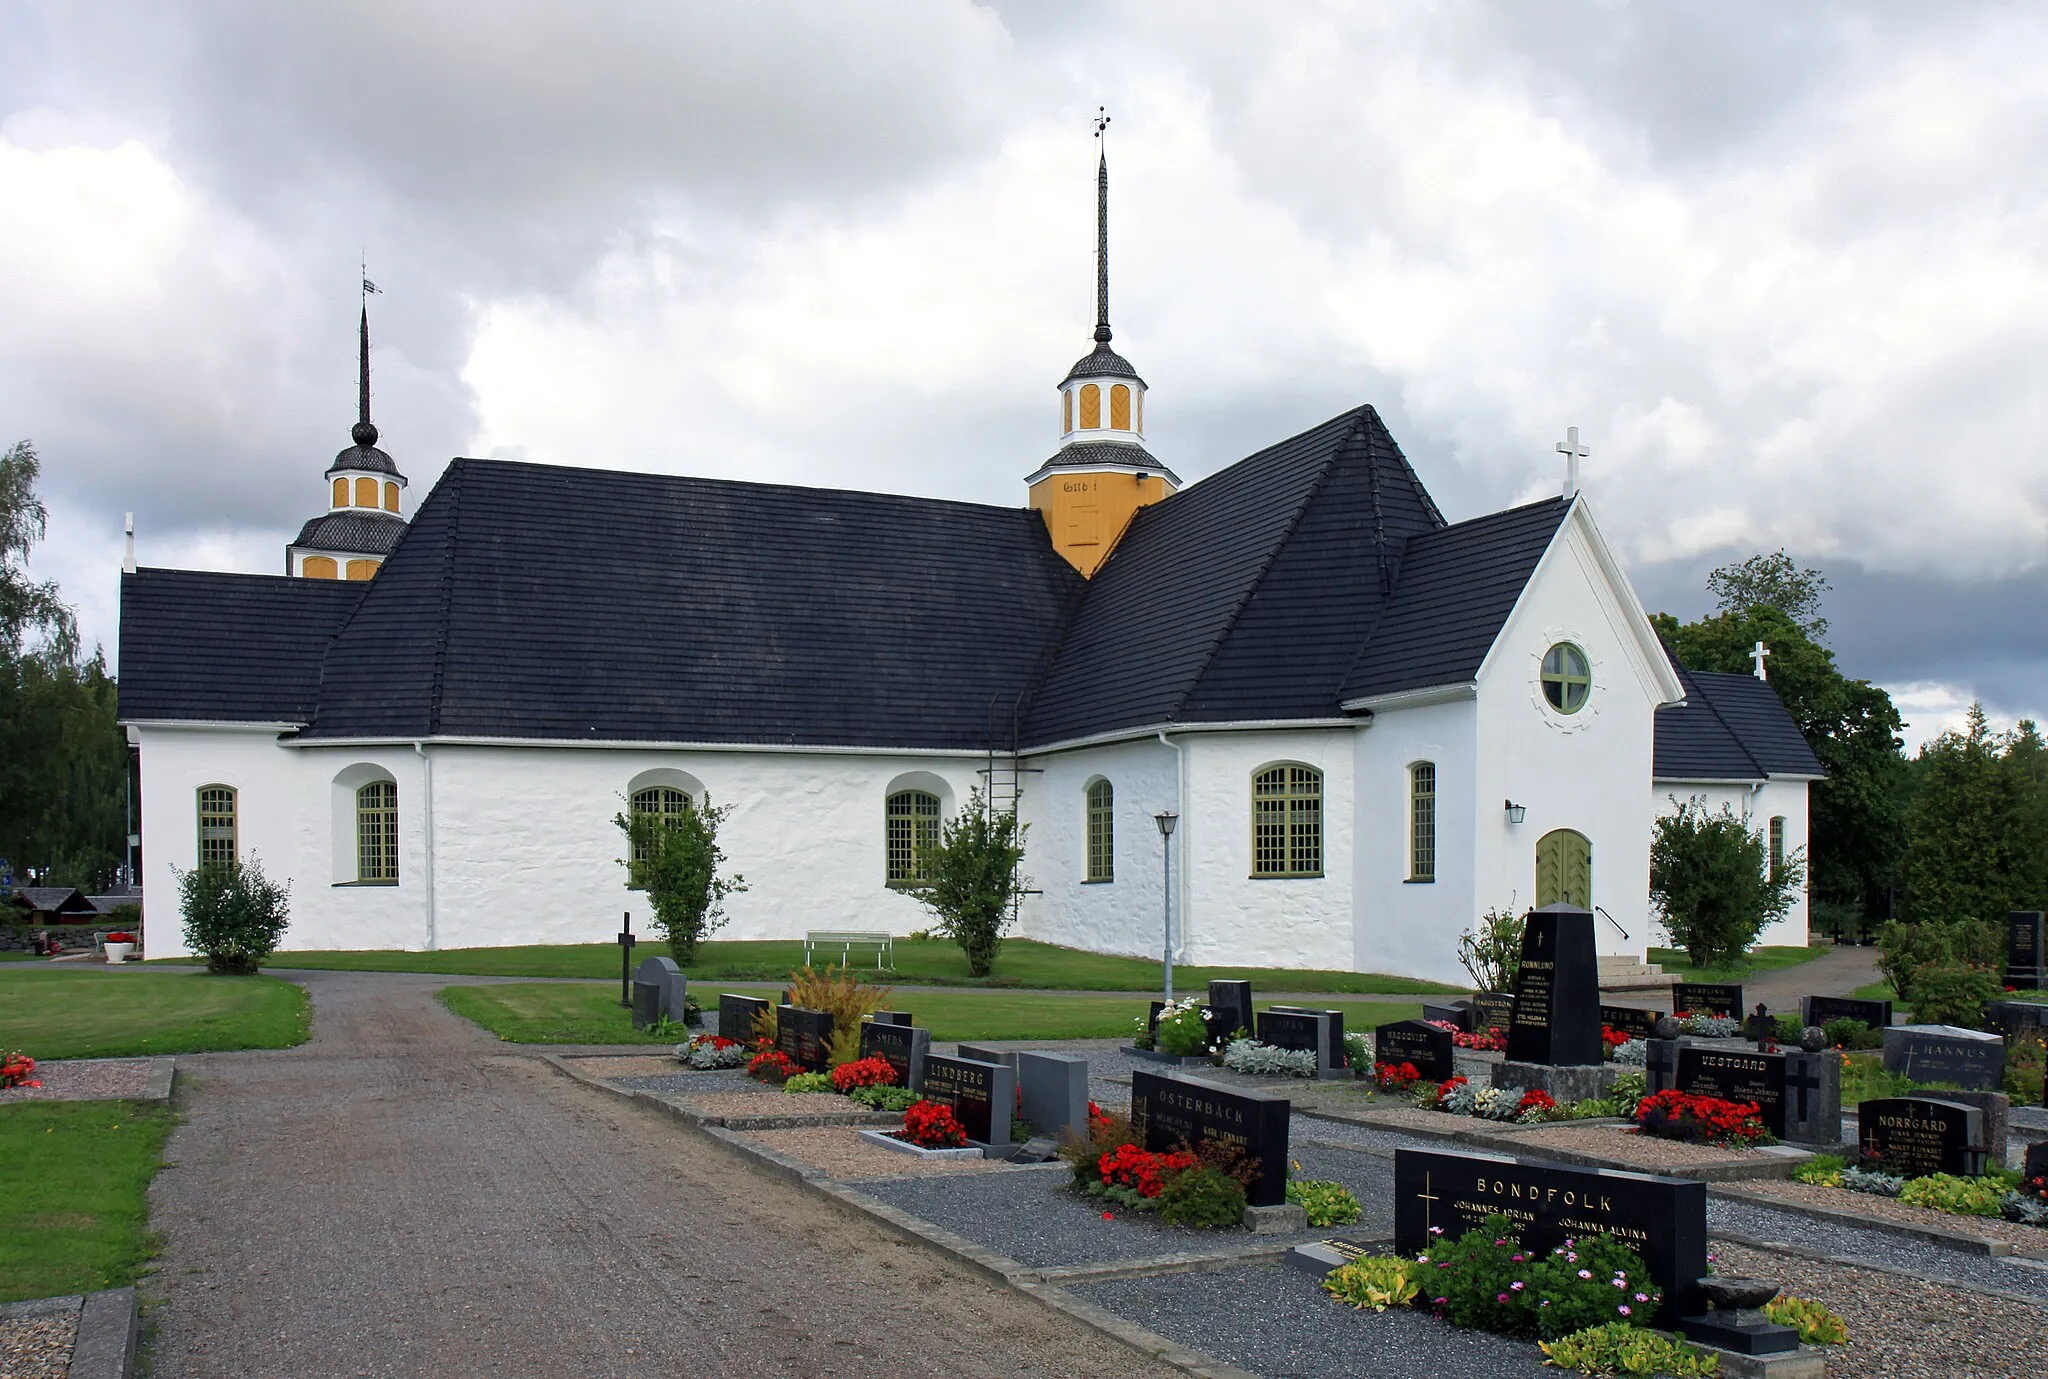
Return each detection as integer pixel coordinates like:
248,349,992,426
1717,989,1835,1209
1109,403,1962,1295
1535,829,1592,908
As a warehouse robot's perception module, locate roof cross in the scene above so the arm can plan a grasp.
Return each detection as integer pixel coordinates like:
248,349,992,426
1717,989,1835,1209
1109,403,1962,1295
1556,426,1589,499
1752,641,1771,682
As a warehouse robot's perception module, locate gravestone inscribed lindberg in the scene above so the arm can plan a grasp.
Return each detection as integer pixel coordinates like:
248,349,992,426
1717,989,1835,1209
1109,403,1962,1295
1672,982,1743,1019
1882,1025,2006,1092
1129,1069,1290,1207
858,1020,929,1093
1374,1020,1455,1084
1803,995,1892,1032
919,1053,1012,1146
1674,1046,1788,1137
776,1005,834,1073
1393,1146,1705,1323
1859,1097,1984,1177
1504,905,1601,1066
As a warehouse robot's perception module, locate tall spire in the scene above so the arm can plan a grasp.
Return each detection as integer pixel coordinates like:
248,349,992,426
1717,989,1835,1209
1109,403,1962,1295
355,271,381,446
1094,106,1112,344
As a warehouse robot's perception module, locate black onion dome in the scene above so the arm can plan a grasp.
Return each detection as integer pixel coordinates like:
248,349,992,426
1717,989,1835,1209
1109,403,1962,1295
325,420,404,478
1060,341,1145,387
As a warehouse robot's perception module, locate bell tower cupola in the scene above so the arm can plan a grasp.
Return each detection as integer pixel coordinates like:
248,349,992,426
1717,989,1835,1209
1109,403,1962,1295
287,278,411,580
1027,109,1178,577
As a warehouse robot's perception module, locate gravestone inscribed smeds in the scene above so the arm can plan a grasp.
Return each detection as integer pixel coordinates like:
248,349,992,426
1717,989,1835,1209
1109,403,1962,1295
1129,1069,1290,1207
1374,1019,1455,1084
1504,904,1601,1066
776,1004,834,1073
2007,911,2045,989
1802,995,1892,1032
719,993,768,1045
1393,1146,1705,1322
1599,1006,1662,1041
919,1053,1012,1146
1016,1050,1089,1141
1672,982,1743,1019
1208,980,1255,1039
1882,1025,2006,1092
1673,1046,1788,1137
858,1020,929,1093
1859,1096,1984,1177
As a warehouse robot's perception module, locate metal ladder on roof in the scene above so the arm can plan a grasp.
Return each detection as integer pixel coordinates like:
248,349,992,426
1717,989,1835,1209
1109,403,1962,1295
980,695,1042,918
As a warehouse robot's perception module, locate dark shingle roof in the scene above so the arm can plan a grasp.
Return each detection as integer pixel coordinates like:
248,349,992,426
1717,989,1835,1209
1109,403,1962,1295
325,422,405,477
11,887,95,916
291,510,409,557
1060,343,1145,386
1036,439,1177,479
119,570,369,723
1654,665,1825,780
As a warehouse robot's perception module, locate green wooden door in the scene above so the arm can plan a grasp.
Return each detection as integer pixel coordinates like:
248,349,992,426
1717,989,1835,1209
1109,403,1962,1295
1535,829,1592,908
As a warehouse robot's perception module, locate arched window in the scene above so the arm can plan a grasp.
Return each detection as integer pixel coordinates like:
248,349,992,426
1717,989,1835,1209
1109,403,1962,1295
345,559,378,580
628,786,692,887
302,556,338,579
197,786,237,867
886,790,941,886
1769,816,1786,882
356,780,398,882
333,477,349,507
383,481,400,512
1079,384,1102,429
1085,779,1114,882
1063,389,1073,434
355,476,379,507
1409,762,1436,882
1110,384,1131,429
1252,765,1322,877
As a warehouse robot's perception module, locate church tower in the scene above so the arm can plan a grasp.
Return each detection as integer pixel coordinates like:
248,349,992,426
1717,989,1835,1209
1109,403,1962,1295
1026,114,1178,577
288,292,410,579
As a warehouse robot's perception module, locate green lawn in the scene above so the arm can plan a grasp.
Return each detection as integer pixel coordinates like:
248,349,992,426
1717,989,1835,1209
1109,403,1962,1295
0,969,311,1059
0,1100,176,1302
258,937,1463,994
1852,980,1899,1003
1648,945,1825,985
438,981,1426,1045
0,952,43,962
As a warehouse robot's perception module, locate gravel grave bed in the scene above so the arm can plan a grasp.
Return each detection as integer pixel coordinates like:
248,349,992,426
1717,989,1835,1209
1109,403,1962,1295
1311,1104,1467,1138
1708,1239,2048,1379
0,1304,77,1379
1705,1195,2048,1300
0,1057,152,1104
649,1090,885,1121
1069,1259,1554,1379
1733,1179,2048,1252
1507,1123,1779,1170
563,1055,684,1079
609,1069,754,1095
744,1126,1016,1179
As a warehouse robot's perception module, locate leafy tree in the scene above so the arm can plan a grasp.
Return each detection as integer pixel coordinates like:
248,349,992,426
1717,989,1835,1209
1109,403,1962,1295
1898,704,2043,926
1650,797,1805,970
1705,549,1831,641
614,794,747,964
912,787,1027,978
175,855,290,974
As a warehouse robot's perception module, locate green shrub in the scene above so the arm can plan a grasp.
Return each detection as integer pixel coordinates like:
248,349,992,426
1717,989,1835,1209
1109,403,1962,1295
175,857,290,975
847,1084,919,1112
1792,1153,1846,1187
1878,918,1999,1002
1762,1295,1848,1346
1608,1070,1647,1120
1822,1017,1883,1050
1897,1173,2004,1217
1155,1163,1245,1228
1538,1322,1721,1376
2003,1032,2045,1101
782,1071,833,1094
1154,997,1215,1056
1840,1055,1915,1105
1323,1255,1419,1311
1457,908,1525,991
614,793,746,963
1907,962,2001,1028
1286,1178,1361,1227
910,785,1027,977
1423,1214,1663,1340
1569,1098,1620,1119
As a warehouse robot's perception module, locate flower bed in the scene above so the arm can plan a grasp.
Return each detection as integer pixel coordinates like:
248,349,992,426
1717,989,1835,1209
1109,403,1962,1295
829,1055,897,1092
1373,1060,1422,1092
1791,1153,2048,1230
897,1099,970,1149
1425,1019,1507,1052
2,1051,40,1090
678,1034,748,1069
1634,1089,1771,1147
746,1049,799,1084
1416,1075,1598,1125
1222,1038,1320,1077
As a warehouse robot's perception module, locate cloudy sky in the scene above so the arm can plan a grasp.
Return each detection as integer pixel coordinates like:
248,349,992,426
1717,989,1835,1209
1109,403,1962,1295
5,1,2044,749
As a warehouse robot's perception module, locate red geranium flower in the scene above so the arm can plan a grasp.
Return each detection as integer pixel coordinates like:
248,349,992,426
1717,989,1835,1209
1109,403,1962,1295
829,1056,898,1093
901,1099,970,1148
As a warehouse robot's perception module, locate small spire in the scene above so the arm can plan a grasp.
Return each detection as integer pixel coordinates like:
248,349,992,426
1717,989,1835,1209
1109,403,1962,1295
356,271,381,447
1094,107,1112,345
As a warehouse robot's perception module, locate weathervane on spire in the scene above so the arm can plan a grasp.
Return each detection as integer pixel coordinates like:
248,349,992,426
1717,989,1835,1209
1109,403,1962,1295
1093,106,1112,344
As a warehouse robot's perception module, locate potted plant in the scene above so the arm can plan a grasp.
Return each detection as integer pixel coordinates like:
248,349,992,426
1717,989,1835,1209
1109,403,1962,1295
103,931,137,964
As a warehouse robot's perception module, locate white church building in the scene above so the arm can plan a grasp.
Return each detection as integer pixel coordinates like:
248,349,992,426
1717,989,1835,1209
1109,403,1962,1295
118,151,1819,984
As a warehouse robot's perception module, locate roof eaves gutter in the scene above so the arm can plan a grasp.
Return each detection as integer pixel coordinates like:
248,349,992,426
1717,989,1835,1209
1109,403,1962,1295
1337,683,1477,715
120,718,309,733
1022,716,1364,757
275,734,994,757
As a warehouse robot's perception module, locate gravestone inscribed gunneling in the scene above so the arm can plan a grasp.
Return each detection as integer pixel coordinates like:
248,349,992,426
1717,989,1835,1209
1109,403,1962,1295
776,1004,835,1073
1859,1096,1984,1177
631,955,686,1031
1503,904,1601,1066
1393,1146,1705,1322
2007,911,2045,990
1672,982,1743,1019
859,1019,930,1093
1882,1025,2006,1092
1130,1069,1290,1207
1017,1050,1089,1141
1374,1019,1455,1084
919,1053,1013,1146
719,993,768,1044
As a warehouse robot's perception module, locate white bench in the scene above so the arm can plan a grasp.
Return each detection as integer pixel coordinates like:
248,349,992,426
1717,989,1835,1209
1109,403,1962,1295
804,930,895,970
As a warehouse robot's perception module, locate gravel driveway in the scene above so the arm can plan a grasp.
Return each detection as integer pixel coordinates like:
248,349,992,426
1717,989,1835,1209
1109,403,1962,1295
145,970,1182,1379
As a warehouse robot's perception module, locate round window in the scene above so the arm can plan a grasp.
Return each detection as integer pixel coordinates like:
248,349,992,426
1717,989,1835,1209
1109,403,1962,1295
1541,643,1591,713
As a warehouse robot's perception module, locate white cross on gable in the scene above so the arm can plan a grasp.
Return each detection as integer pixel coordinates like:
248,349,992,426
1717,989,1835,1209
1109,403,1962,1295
1752,641,1771,681
1556,426,1589,499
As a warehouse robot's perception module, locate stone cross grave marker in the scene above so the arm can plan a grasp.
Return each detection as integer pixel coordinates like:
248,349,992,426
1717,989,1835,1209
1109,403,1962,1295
1802,995,1892,1032
1017,1051,1089,1142
1256,1008,1336,1075
631,956,686,1031
1130,1069,1290,1206
858,1019,930,1093
1504,904,1601,1066
1882,1025,2006,1092
1599,1006,1662,1041
1207,980,1255,1041
1859,1096,1985,1177
1373,1019,1455,1084
775,1004,835,1073
1392,1145,1705,1322
1672,982,1742,1019
2007,910,2045,990
719,993,768,1045
919,1053,1013,1147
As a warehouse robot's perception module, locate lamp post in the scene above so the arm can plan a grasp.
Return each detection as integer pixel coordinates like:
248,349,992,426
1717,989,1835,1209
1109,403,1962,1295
1154,811,1179,1001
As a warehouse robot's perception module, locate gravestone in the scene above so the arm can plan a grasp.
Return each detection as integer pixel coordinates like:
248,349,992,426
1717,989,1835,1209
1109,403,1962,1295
1373,1019,1455,1084
1257,1008,1337,1074
1422,999,1474,1032
1503,904,1601,1066
2007,911,2045,990
1130,1069,1290,1207
1802,994,1892,1032
631,956,686,1031
858,1020,930,1093
1671,1045,1788,1137
1859,1096,1984,1177
1987,1000,2048,1039
1392,1145,1705,1322
1016,1051,1089,1141
1917,1088,2010,1164
775,1004,834,1073
718,993,768,1045
1672,982,1743,1019
1882,1024,2006,1092
955,1042,1017,1071
1643,1038,1680,1096
1599,1006,1662,1041
1208,980,1255,1039
1268,1005,1348,1061
1471,991,1516,1034
869,1010,914,1026
919,1053,1013,1146
1782,1050,1843,1147
2024,1140,2048,1185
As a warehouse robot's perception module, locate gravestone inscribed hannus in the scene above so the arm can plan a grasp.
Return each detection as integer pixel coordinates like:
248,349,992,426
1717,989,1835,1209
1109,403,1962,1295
1393,1146,1705,1323
1881,1025,2006,1092
1672,982,1743,1019
1016,1050,1089,1141
2008,911,2045,988
1129,1069,1290,1207
719,994,768,1045
1373,1020,1455,1084
858,1021,930,1093
776,1005,834,1073
1504,905,1601,1066
918,1053,1012,1146
1208,980,1255,1039
1802,995,1892,1032
1859,1096,1984,1177
1674,1046,1788,1137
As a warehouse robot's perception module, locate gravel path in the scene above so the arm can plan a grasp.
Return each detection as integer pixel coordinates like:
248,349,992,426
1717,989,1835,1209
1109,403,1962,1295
145,971,1183,1379
1706,1193,2048,1299
1507,1123,1779,1171
745,1126,1012,1179
0,1057,152,1104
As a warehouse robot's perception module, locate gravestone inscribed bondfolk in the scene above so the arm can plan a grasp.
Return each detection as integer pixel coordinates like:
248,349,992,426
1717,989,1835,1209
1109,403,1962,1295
1129,1069,1290,1207
1859,1097,1985,1177
1599,1006,1663,1041
1504,904,1602,1066
1803,995,1892,1032
1016,1050,1089,1141
718,993,768,1045
1208,980,1255,1039
859,1020,929,1093
1393,1146,1706,1322
919,1053,1012,1146
1374,1020,1455,1084
776,1005,834,1073
1882,1025,2006,1092
1673,1046,1789,1137
1672,982,1743,1019
2007,911,2045,989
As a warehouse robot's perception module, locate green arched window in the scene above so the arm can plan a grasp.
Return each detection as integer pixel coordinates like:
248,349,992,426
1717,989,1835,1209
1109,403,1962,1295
1541,643,1591,713
356,780,398,883
628,786,692,888
196,785,237,868
1769,816,1787,882
886,790,941,886
1085,779,1114,882
1409,762,1436,882
1252,765,1322,878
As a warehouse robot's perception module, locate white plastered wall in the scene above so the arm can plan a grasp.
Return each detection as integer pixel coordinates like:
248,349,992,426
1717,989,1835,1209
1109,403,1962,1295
1014,736,1179,958
1351,697,1479,986
1649,777,1813,948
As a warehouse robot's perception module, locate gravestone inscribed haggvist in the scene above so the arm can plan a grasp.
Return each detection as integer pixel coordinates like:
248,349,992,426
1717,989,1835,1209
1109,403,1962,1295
718,993,768,1045
1208,980,1255,1039
1016,1050,1089,1141
1471,992,1516,1034
1256,1009,1334,1069
1374,1020,1455,1084
1802,995,1892,1031
1393,1146,1705,1322
1672,982,1743,1019
1600,1006,1662,1041
1882,1025,2006,1092
2007,911,2045,989
1130,1069,1290,1206
919,1053,1013,1145
1859,1097,1984,1177
1504,904,1601,1066
776,1005,834,1073
1674,1046,1788,1137
858,1020,930,1093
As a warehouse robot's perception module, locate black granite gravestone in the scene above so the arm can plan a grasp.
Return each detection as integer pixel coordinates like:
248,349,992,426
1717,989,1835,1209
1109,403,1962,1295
1130,1069,1290,1207
1802,995,1892,1032
918,1053,1013,1146
955,1042,1017,1071
1859,1096,1984,1177
1471,991,1516,1034
1016,1050,1089,1141
1257,1009,1335,1070
1422,1000,1474,1032
869,1010,914,1026
718,993,769,1045
1672,982,1743,1019
775,1004,834,1073
2024,1140,2048,1186
1599,1006,1662,1041
1782,1050,1842,1146
1268,1005,1347,1065
2007,911,2045,989
1882,1025,2006,1092
1392,1146,1706,1322
1208,980,1255,1039
858,1020,930,1092
1504,904,1601,1066
1374,1019,1455,1084
1674,1046,1788,1137
631,956,686,1031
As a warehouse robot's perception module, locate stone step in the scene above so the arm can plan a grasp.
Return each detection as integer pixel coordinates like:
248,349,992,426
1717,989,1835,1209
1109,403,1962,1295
1596,958,1671,992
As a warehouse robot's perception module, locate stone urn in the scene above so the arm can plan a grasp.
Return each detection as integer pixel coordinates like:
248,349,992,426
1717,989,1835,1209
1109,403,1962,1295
1699,1277,1780,1311
103,941,135,964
